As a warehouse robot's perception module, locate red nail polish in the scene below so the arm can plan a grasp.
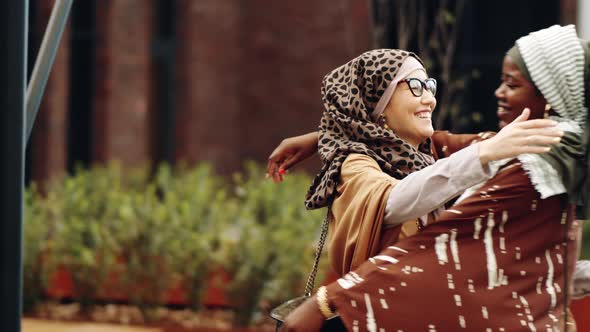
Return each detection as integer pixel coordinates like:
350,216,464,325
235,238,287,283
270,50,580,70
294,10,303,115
278,168,286,175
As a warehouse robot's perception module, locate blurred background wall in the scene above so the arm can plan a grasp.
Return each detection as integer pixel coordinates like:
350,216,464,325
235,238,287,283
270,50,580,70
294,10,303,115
26,0,586,183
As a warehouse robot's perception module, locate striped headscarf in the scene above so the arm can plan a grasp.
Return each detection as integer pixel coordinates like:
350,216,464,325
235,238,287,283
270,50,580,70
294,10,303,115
517,25,587,129
513,25,590,219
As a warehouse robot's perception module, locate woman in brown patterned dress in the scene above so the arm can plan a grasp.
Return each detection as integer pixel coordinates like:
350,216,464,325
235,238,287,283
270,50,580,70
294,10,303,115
279,25,589,331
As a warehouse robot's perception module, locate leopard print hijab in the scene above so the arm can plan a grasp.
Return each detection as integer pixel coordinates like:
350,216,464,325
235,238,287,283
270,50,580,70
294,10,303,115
305,49,435,209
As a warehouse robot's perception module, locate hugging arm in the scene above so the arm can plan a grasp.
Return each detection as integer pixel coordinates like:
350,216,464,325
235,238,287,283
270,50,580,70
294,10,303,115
385,113,563,225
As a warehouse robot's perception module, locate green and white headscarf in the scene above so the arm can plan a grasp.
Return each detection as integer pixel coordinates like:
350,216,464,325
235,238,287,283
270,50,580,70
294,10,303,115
512,25,590,219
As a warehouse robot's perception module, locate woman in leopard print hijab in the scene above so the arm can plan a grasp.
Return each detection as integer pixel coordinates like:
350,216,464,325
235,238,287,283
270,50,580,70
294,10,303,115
305,49,435,209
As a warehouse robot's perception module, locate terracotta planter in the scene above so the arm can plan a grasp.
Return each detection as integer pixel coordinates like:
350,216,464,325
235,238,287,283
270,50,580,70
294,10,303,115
165,268,232,307
201,268,232,307
45,265,74,299
45,255,129,302
46,264,233,307
572,296,590,332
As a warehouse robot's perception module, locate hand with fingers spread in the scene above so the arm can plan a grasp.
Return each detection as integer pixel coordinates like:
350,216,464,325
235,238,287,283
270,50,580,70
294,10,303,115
266,132,319,182
478,108,564,166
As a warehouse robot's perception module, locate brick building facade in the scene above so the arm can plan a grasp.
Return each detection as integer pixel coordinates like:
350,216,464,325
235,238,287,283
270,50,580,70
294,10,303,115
28,0,573,182
27,0,370,182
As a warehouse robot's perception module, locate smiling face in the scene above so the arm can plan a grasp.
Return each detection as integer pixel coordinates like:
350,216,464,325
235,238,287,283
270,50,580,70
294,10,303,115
383,69,436,148
495,55,547,128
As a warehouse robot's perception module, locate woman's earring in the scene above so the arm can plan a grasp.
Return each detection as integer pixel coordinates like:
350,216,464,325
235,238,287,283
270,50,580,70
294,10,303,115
379,115,389,129
544,103,551,119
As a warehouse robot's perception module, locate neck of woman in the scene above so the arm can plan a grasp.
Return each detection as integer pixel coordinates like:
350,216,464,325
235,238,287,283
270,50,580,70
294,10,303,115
404,138,421,150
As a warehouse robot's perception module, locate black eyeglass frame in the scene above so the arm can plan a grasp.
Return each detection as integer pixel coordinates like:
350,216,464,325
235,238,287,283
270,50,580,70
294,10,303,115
402,78,437,97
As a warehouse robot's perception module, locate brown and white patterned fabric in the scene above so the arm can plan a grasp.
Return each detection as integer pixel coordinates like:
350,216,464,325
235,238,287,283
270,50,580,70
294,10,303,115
305,49,435,209
325,137,578,331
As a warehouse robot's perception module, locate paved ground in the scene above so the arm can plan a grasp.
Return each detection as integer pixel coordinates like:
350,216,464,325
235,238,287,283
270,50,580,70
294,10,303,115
22,318,161,332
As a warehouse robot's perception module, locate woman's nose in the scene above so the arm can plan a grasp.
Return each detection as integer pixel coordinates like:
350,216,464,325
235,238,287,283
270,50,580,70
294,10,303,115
494,84,504,99
421,90,436,105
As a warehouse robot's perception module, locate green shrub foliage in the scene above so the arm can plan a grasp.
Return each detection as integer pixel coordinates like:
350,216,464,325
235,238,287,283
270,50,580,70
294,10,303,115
23,161,590,324
23,162,326,325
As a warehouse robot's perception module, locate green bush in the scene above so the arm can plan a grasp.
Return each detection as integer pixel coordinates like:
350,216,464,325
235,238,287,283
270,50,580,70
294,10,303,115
22,184,51,313
43,164,130,313
225,162,326,326
151,163,230,310
26,160,587,325
22,161,326,325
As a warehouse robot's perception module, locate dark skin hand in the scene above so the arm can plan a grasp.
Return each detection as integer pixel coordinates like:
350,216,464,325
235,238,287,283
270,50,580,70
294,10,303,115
266,132,319,182
279,296,326,332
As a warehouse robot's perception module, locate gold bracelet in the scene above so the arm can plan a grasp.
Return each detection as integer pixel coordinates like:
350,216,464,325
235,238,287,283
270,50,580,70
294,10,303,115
316,286,335,319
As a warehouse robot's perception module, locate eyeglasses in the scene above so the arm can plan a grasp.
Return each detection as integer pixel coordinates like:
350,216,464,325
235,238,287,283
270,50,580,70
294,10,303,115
403,78,437,97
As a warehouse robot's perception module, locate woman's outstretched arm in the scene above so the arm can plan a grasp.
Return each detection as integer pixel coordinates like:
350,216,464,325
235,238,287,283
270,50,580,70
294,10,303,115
267,131,319,182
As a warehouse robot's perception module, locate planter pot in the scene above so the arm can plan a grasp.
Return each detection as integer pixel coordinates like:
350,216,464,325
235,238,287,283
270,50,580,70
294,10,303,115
201,268,232,307
45,256,129,302
45,263,233,307
571,296,590,332
45,265,74,299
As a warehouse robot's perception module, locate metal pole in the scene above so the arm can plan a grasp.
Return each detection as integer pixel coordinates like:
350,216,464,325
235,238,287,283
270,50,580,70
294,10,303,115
26,0,74,141
0,0,28,331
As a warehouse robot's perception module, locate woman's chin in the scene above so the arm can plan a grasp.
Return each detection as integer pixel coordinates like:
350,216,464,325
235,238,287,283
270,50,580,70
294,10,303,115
420,127,434,140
